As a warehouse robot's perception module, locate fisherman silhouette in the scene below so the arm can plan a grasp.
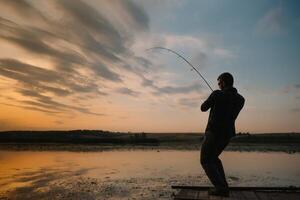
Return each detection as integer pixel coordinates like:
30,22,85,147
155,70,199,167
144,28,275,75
200,72,245,197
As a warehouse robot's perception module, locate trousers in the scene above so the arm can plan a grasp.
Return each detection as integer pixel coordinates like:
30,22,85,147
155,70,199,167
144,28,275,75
200,133,231,189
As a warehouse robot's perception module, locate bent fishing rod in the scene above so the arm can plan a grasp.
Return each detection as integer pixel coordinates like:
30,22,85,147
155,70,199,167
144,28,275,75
146,47,213,92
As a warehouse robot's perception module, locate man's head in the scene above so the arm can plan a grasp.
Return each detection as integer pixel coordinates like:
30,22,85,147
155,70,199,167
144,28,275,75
217,72,234,90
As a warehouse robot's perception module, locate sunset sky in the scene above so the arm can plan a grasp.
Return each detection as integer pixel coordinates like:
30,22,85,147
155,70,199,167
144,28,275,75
0,0,299,133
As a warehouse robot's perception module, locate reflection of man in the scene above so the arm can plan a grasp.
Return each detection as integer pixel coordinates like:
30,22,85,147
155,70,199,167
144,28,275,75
200,72,245,197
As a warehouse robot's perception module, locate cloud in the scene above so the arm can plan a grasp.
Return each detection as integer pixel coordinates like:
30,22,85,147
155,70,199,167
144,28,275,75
0,0,154,116
0,0,46,20
294,84,300,88
54,120,64,125
290,108,300,113
120,0,149,30
56,0,123,48
255,4,284,35
16,88,104,116
0,0,151,75
0,59,105,115
281,83,300,101
0,0,211,119
0,58,102,96
163,35,208,67
0,17,86,66
141,76,155,87
1,102,62,114
153,83,203,95
115,87,140,96
282,83,300,93
213,48,236,59
177,97,201,108
141,76,204,96
138,33,236,74
90,62,122,82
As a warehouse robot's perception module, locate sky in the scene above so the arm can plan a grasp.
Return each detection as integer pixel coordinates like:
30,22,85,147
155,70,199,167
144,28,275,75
0,0,299,133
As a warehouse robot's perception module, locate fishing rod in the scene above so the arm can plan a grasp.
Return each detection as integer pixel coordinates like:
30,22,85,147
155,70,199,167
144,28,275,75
145,47,213,92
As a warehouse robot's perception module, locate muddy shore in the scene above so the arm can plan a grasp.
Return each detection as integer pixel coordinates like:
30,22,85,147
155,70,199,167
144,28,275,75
0,143,299,153
1,170,240,200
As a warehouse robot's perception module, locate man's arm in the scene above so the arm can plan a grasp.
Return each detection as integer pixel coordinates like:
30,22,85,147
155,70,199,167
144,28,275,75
201,91,217,112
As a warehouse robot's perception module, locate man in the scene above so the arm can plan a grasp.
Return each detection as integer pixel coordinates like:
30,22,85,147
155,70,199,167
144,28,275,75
200,72,245,197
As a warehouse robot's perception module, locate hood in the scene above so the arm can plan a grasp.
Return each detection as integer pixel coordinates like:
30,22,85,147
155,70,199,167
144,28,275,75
224,86,237,94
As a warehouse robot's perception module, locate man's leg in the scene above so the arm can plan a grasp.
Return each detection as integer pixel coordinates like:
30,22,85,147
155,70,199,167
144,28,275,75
214,138,231,188
200,134,230,190
215,158,228,188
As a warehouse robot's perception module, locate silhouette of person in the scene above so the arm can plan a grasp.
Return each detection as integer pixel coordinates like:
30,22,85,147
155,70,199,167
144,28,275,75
200,72,245,197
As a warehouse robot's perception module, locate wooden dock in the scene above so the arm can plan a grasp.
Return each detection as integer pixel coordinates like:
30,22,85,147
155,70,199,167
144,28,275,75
172,186,300,200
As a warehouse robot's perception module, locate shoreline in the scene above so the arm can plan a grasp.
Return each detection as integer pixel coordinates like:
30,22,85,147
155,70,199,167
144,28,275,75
0,143,299,153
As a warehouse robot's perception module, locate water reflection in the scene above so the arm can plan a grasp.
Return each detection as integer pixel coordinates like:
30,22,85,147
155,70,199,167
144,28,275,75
0,150,299,199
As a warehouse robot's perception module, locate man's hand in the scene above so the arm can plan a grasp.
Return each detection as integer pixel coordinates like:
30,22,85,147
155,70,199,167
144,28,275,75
201,91,218,112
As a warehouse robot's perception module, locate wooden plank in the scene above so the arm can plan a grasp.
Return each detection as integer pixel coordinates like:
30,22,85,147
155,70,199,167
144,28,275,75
188,190,200,199
208,195,223,200
175,189,220,200
240,191,259,200
197,191,208,199
173,188,300,200
171,185,300,192
255,192,271,200
230,191,245,200
175,189,204,200
263,192,300,200
174,189,188,200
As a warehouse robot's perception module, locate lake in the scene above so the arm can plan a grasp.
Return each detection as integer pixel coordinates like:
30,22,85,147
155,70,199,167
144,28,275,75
0,150,299,199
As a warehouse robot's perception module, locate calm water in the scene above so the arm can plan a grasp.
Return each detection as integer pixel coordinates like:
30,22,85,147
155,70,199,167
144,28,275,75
0,150,299,193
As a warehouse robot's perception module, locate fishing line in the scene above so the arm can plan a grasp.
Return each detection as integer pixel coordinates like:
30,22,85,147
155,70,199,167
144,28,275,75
146,46,213,92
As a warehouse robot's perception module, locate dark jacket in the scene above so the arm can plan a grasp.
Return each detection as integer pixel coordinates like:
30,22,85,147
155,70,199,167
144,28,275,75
201,87,245,138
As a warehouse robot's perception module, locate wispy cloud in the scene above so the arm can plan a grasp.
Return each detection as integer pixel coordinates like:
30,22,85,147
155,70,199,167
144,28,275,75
15,88,103,116
153,83,203,95
0,0,47,20
141,76,204,96
255,3,284,35
0,0,153,116
290,108,300,113
213,48,236,59
0,0,219,117
281,83,300,102
137,33,237,71
0,58,101,96
282,83,300,93
115,87,140,97
177,97,202,108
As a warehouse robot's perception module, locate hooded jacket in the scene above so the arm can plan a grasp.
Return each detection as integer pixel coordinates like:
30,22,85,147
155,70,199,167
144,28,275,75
201,87,245,138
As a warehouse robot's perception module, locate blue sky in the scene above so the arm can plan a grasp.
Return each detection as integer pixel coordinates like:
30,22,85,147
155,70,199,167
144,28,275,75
0,0,299,132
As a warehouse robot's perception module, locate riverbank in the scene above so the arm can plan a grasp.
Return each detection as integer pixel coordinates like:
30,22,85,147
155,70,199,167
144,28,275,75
0,142,299,153
1,131,300,153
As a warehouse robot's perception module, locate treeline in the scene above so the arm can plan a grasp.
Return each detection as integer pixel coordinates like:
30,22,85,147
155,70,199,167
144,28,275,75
0,130,299,145
231,132,300,144
147,132,300,144
0,130,159,144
